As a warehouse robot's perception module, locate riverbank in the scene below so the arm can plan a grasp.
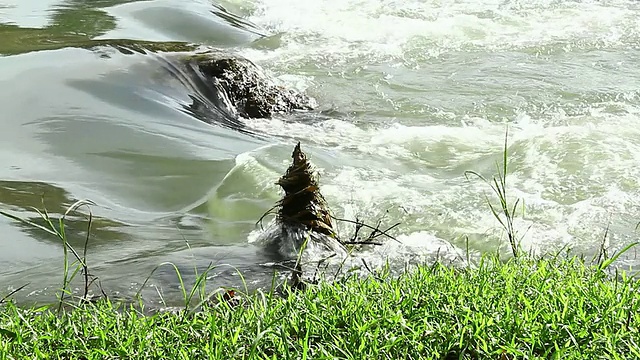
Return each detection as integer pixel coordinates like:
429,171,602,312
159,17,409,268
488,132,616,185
1,254,638,359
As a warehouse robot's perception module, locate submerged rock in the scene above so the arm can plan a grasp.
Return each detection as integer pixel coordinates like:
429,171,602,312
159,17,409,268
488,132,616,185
85,41,317,125
184,53,316,119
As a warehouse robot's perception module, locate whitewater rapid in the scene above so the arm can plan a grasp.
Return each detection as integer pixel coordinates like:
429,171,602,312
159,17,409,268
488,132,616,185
209,0,640,267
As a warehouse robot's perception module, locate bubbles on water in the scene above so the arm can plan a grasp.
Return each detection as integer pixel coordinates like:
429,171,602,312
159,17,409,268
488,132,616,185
242,0,640,68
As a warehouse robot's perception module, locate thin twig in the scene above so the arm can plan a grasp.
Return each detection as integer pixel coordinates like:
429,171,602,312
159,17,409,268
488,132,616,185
331,215,401,243
361,258,383,282
256,205,278,230
342,241,383,246
83,211,93,300
0,283,29,304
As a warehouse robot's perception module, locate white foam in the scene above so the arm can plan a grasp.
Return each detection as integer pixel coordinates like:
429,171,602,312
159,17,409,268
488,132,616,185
241,0,639,66
241,105,640,257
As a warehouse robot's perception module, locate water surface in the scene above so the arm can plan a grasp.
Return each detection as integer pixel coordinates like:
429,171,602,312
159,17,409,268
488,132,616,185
1,0,639,306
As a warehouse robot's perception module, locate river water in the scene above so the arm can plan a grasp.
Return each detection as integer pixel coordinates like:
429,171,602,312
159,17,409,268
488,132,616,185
1,0,639,306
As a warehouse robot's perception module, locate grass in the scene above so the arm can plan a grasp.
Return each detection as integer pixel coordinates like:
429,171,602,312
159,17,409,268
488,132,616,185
465,128,524,258
0,199,102,311
1,255,639,359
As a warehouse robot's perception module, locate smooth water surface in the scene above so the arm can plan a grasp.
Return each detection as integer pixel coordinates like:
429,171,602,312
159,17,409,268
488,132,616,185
1,0,639,305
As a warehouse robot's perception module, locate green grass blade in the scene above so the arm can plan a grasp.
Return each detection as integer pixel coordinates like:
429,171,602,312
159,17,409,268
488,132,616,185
0,210,58,237
598,242,639,271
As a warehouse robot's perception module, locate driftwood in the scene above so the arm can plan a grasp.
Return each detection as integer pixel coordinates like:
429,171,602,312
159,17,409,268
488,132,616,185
256,143,346,259
276,142,337,238
255,143,405,291
259,142,400,259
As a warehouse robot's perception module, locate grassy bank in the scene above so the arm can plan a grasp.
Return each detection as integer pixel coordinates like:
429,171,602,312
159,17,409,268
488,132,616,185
1,255,639,359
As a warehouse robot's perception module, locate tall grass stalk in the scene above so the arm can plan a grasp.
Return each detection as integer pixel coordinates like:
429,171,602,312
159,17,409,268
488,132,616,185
0,284,29,305
0,200,96,311
466,128,523,257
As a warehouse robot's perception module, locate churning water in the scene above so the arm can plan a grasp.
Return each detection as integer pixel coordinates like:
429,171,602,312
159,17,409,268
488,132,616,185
0,0,639,306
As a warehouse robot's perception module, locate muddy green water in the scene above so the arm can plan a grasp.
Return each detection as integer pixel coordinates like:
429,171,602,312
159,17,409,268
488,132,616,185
1,0,639,305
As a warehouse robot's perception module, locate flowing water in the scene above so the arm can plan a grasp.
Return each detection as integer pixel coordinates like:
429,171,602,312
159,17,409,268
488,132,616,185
1,0,640,306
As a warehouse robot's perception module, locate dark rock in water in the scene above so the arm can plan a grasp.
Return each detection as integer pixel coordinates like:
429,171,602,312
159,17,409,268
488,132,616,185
185,53,316,119
82,41,317,129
